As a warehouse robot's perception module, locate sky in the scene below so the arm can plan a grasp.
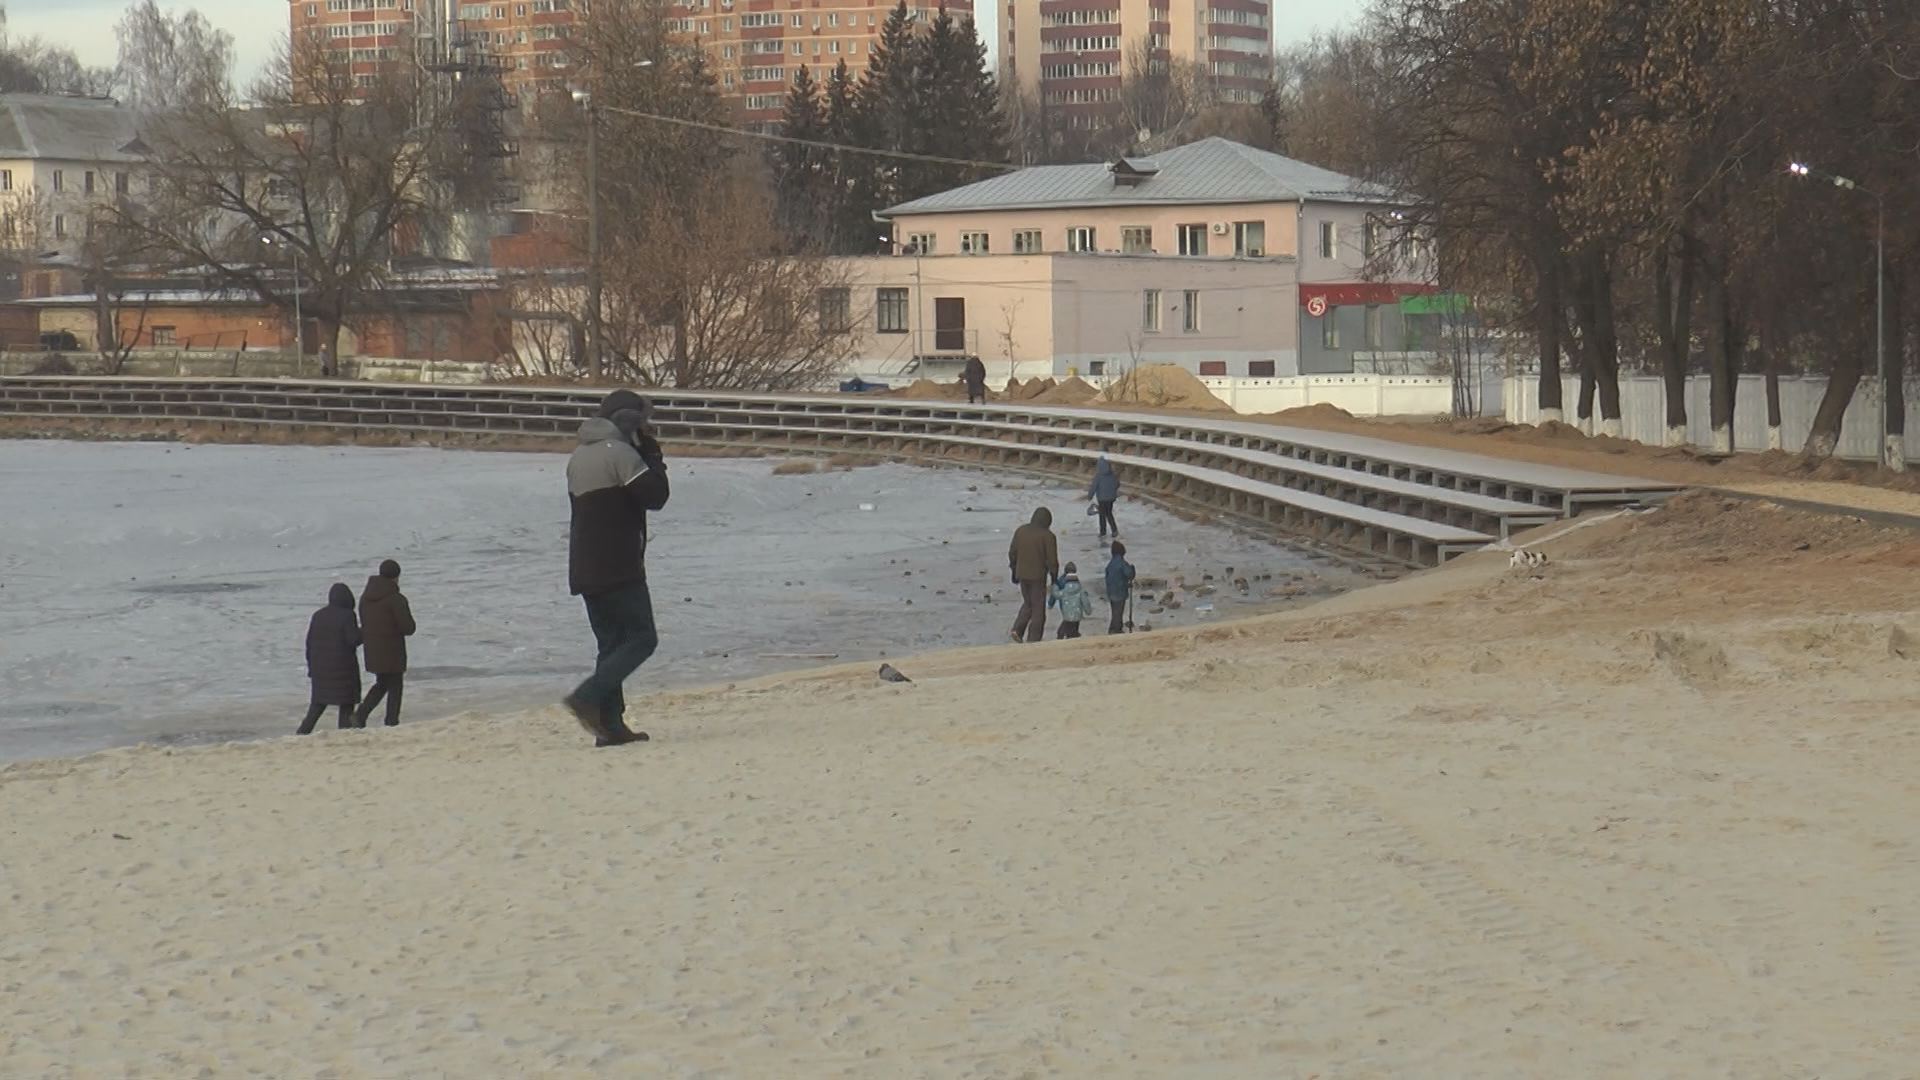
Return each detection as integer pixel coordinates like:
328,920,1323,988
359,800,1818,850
5,0,1369,88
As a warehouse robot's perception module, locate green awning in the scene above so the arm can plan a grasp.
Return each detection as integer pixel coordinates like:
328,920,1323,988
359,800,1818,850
1399,292,1471,316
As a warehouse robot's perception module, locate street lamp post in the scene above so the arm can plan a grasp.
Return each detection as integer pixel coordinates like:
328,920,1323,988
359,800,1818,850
261,234,303,377
1789,162,1894,470
573,59,652,382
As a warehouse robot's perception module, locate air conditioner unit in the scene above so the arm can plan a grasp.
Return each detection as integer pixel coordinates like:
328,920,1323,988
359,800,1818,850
1209,222,1229,235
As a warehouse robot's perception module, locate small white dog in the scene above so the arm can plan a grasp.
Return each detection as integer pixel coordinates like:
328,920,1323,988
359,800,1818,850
1508,549,1549,569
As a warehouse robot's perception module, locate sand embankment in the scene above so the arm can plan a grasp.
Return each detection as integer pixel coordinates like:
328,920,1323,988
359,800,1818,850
6,493,1920,1074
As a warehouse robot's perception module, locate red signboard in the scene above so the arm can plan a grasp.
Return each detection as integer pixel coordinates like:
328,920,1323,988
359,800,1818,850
1298,282,1437,309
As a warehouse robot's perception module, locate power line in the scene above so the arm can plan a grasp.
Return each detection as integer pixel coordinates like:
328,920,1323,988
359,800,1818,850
593,103,1022,173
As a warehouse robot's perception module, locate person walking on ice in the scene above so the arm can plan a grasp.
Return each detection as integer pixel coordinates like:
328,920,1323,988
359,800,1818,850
297,583,363,734
1104,540,1136,635
1008,506,1059,643
1088,455,1121,539
353,559,415,727
1051,562,1095,639
562,389,670,747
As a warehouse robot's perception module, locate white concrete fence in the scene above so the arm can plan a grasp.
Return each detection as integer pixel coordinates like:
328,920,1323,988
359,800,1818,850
1197,374,1457,416
1504,374,1916,461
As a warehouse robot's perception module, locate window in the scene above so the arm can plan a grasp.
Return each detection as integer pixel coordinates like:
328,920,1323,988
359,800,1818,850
1233,220,1264,257
818,287,852,332
1088,360,1106,376
1322,309,1340,349
52,169,64,193
1365,220,1384,258
306,3,316,15
905,232,934,254
152,326,178,346
1066,225,1096,252
1318,221,1337,259
960,231,988,254
1248,360,1276,377
0,169,10,191
116,172,130,195
830,40,840,53
827,11,838,23
53,214,67,238
1182,290,1200,332
1012,229,1042,254
1198,360,1227,376
1121,225,1153,254
789,12,802,25
876,287,909,333
1364,304,1383,349
1141,289,1161,333
1177,223,1207,256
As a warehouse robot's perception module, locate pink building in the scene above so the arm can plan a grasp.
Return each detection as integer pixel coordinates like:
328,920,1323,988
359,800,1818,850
862,138,1436,381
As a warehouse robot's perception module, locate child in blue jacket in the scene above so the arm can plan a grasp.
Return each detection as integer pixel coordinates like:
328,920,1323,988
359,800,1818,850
1103,541,1136,635
1050,562,1096,639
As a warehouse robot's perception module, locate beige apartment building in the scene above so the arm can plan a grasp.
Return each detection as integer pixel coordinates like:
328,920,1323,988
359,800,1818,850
1000,0,1271,128
860,137,1435,380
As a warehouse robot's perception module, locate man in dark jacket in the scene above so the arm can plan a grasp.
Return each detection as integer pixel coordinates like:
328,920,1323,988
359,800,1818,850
1007,506,1059,643
297,582,363,734
354,558,416,727
1104,540,1136,635
562,389,670,746
963,356,988,404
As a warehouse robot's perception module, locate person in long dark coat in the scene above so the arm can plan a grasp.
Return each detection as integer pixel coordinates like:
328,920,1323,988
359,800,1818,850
353,559,416,727
297,583,363,734
963,356,988,405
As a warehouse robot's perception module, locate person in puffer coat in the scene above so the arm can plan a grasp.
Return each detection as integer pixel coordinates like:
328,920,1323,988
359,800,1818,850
1049,562,1095,639
297,583,363,734
562,389,670,747
354,559,416,727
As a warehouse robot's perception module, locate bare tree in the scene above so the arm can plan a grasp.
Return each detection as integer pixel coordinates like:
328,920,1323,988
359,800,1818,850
122,31,466,375
114,0,233,114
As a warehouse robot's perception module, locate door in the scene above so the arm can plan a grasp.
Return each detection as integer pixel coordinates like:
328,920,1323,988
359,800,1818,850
934,297,966,353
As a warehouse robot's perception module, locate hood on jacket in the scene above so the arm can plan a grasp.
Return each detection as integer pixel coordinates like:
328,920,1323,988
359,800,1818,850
1094,457,1114,478
363,574,400,603
327,582,354,608
1029,507,1052,528
576,416,622,445
597,389,652,420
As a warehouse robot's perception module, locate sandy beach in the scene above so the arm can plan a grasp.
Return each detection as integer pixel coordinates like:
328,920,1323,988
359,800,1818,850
7,492,1920,1076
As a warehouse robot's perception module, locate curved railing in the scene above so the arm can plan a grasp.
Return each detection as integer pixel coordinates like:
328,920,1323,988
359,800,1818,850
0,376,1676,569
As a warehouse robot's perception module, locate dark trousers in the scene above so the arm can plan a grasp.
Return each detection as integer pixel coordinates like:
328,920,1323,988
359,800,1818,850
966,384,985,404
296,702,352,735
1056,620,1081,639
1108,599,1127,634
355,673,404,727
573,580,659,729
1095,500,1118,537
1011,578,1049,642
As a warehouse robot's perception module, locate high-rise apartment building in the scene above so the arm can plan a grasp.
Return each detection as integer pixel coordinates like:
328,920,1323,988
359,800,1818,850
999,0,1271,128
289,0,975,128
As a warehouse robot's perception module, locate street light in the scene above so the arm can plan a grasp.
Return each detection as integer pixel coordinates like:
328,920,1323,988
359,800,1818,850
1788,161,1893,469
574,58,654,380
260,233,304,376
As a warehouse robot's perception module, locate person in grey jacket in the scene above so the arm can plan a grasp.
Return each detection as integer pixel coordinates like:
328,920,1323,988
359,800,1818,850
1088,455,1121,539
561,389,670,747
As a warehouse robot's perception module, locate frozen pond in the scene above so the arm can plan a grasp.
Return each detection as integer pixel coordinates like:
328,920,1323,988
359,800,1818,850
0,441,1362,761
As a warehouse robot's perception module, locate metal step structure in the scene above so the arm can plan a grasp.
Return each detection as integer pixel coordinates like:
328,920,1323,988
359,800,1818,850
0,377,1681,569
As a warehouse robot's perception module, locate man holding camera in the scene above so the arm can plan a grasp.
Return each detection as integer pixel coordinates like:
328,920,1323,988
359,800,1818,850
562,389,670,747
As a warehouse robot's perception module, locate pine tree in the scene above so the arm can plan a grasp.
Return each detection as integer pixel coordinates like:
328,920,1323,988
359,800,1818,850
821,59,868,254
857,1,922,213
774,64,827,248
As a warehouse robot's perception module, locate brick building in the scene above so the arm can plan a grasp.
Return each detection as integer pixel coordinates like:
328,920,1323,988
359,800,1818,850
286,0,974,128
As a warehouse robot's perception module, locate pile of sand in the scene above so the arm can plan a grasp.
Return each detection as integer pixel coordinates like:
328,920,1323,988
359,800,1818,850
893,377,968,401
1030,376,1100,406
1004,377,1057,401
1269,402,1354,424
1096,364,1233,412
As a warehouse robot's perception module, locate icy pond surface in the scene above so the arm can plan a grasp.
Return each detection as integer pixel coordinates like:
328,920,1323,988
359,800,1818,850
0,441,1361,761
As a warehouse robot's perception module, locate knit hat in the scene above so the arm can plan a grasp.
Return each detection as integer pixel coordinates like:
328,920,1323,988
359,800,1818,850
1063,561,1078,575
379,559,401,578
